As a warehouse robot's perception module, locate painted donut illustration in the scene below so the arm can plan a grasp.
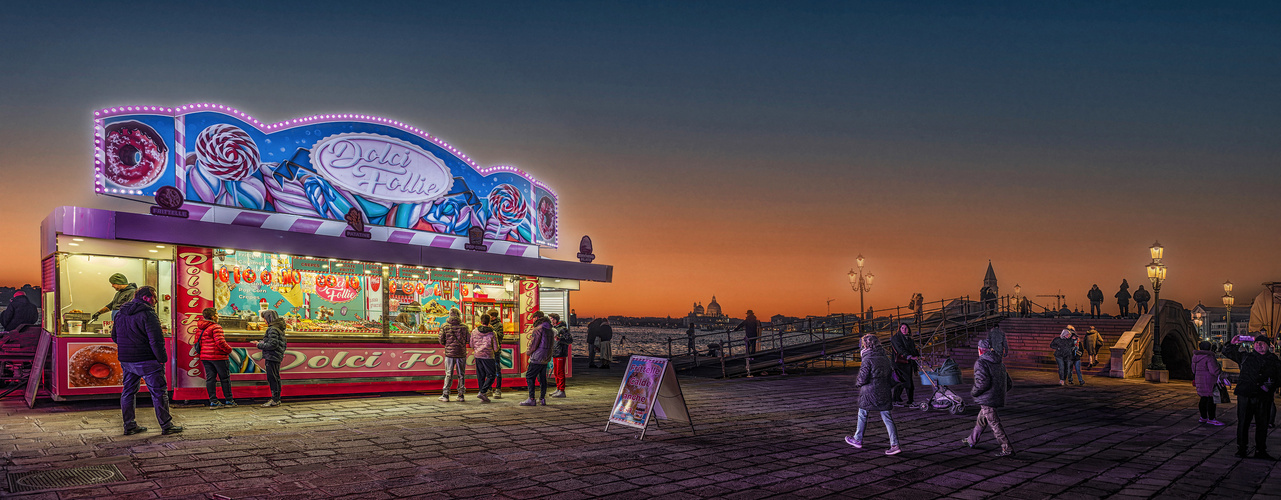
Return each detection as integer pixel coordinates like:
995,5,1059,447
68,345,123,387
103,121,168,188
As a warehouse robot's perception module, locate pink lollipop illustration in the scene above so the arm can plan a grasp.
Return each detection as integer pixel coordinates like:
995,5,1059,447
195,124,259,181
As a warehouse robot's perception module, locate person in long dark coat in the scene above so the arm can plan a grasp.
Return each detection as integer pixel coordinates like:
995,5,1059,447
889,323,920,406
1115,280,1132,317
845,334,901,455
963,339,1014,456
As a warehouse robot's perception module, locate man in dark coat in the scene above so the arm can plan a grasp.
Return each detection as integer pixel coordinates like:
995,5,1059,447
1224,334,1281,459
1133,285,1152,315
93,273,136,323
963,339,1014,456
732,310,761,356
1,291,39,331
1087,285,1104,318
890,323,920,406
1115,280,1131,317
112,286,182,436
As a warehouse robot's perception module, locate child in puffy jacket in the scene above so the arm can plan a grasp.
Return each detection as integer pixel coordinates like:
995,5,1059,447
196,308,235,409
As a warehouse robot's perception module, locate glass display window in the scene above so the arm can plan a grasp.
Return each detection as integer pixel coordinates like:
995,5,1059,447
387,266,517,337
212,251,383,335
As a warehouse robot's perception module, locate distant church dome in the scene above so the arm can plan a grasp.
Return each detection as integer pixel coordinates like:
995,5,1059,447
693,302,704,315
706,296,722,317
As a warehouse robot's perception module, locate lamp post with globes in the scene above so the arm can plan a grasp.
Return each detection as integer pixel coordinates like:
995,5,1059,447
1192,308,1205,341
1223,280,1235,344
1146,241,1168,372
848,255,874,333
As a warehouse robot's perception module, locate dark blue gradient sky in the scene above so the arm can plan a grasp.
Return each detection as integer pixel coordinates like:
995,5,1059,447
2,1,1278,316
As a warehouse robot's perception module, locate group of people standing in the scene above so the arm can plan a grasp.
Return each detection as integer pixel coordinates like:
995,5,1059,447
1193,334,1280,460
1086,280,1152,318
437,308,574,406
108,275,288,437
846,324,1015,457
1049,325,1104,386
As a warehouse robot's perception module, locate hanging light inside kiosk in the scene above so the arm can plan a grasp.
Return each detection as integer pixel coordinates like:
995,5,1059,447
72,238,84,242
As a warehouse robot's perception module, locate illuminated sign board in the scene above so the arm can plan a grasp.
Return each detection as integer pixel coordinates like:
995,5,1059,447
93,104,559,247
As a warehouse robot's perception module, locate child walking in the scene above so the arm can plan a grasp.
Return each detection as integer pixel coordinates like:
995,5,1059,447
846,334,901,455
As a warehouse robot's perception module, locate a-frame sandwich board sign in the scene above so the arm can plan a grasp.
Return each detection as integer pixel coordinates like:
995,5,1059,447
605,355,695,440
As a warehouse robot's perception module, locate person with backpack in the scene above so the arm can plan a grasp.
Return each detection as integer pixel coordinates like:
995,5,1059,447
471,314,500,403
520,312,554,406
195,307,235,409
256,310,287,407
549,313,572,398
438,308,470,402
962,339,1014,457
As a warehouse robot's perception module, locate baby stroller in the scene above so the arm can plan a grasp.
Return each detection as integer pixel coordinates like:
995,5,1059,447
917,354,965,415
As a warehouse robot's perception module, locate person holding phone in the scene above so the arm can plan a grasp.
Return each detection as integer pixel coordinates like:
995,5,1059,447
1224,334,1280,459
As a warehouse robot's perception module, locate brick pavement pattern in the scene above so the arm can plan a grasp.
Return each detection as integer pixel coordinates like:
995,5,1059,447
2,362,1279,499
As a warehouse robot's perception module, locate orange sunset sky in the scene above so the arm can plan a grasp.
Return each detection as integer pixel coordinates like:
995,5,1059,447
1,3,1278,319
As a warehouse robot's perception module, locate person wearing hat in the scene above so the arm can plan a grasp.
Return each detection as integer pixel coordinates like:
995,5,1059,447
962,338,1014,457
1225,334,1281,459
1,291,38,331
731,310,761,356
92,273,137,323
1050,326,1080,386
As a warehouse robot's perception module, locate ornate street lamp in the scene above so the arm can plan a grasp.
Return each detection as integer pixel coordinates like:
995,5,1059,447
848,255,874,330
1146,241,1167,371
1223,280,1235,342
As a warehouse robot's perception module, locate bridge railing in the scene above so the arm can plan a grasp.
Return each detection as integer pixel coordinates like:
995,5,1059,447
671,295,1003,376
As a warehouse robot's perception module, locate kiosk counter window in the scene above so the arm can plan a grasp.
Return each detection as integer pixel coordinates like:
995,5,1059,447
45,237,176,399
53,238,175,336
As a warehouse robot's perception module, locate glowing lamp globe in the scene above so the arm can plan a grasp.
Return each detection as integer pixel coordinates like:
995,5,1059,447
1149,241,1164,260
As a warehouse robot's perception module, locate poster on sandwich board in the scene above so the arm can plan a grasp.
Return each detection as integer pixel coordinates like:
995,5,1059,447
606,355,694,439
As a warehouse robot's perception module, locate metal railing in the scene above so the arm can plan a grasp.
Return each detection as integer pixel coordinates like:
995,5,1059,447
669,295,1003,377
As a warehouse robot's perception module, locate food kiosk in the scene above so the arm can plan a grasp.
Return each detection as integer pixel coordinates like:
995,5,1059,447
39,103,611,401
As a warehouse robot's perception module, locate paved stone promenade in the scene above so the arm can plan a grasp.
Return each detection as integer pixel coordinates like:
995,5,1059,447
2,361,1279,499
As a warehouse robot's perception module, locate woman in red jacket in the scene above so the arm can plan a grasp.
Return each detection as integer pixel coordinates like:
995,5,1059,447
196,308,236,409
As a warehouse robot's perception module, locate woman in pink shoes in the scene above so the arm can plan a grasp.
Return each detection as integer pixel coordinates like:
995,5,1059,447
845,334,901,455
1192,341,1227,426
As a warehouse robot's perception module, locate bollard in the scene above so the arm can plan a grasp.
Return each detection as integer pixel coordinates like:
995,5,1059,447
667,338,672,358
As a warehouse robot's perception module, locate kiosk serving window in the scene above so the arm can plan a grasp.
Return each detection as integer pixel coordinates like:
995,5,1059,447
54,238,174,336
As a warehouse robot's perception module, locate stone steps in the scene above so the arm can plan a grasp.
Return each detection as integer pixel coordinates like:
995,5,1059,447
945,318,1137,372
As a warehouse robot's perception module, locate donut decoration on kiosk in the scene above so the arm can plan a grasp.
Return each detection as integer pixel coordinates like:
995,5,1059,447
102,121,168,188
67,345,124,387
